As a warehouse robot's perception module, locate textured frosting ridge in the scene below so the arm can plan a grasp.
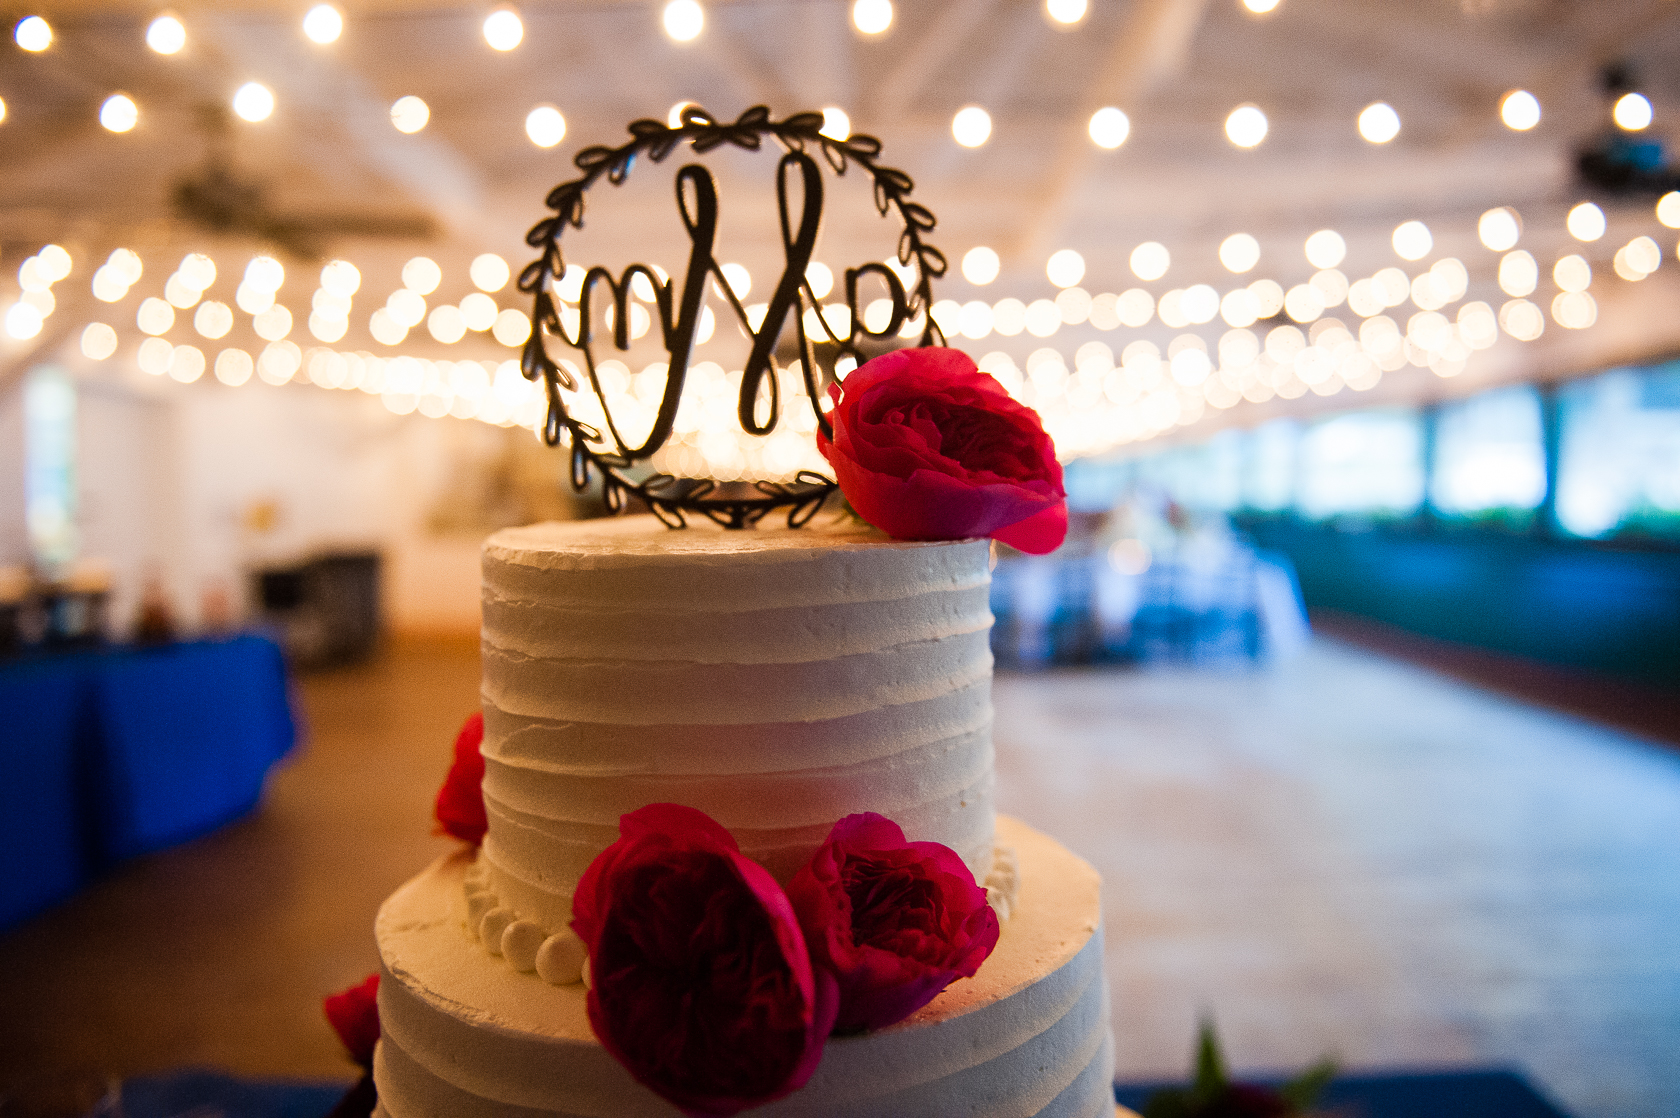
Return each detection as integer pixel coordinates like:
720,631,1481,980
477,516,998,931
373,817,1114,1118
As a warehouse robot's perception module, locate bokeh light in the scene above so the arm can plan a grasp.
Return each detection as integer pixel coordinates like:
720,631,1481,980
952,105,992,148
1500,90,1540,131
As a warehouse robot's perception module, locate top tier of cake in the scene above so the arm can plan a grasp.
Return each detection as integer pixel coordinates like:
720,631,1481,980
477,515,998,933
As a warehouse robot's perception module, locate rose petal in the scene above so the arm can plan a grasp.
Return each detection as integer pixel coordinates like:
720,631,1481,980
323,973,381,1069
822,347,1067,552
992,501,1069,555
790,812,1000,1034
434,711,487,845
572,804,834,1117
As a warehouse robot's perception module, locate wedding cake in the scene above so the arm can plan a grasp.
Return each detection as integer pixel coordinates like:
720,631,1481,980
368,514,1115,1117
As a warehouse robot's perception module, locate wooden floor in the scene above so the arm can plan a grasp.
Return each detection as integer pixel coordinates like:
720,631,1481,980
2,636,1676,1117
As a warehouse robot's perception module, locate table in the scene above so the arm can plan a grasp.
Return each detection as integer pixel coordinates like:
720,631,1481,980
0,634,296,931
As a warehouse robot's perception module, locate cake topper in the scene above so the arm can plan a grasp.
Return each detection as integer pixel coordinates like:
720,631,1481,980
518,105,946,529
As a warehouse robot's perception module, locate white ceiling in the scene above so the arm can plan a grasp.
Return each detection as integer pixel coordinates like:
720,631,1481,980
2,0,1678,447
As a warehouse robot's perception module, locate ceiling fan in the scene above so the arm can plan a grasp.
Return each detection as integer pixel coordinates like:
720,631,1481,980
172,102,438,259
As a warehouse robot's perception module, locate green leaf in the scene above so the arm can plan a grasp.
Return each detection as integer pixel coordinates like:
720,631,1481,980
1191,1016,1230,1102
1140,1087,1196,1118
1278,1058,1337,1111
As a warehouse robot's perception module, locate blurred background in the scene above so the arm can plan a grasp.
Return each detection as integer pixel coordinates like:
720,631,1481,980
1,1,1677,1116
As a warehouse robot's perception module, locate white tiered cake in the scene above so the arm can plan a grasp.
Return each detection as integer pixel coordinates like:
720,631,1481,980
371,515,1115,1117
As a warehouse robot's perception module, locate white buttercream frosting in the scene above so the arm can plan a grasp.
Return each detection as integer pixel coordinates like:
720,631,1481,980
477,516,998,932
459,840,1023,985
374,816,1113,1118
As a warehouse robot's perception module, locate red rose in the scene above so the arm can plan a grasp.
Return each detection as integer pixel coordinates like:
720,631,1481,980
571,804,838,1118
788,813,999,1033
323,972,380,1068
434,711,487,845
818,346,1067,554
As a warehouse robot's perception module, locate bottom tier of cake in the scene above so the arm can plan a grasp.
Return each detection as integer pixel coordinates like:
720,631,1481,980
372,815,1115,1118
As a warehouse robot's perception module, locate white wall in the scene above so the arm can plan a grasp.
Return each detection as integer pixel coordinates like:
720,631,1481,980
0,381,24,569
36,351,564,640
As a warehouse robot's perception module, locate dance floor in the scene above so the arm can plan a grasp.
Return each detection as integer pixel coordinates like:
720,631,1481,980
0,635,1674,1117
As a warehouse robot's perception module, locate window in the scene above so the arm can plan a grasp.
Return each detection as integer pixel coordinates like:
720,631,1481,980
1556,361,1680,539
1295,409,1424,520
24,365,77,570
1432,385,1546,526
1243,419,1299,512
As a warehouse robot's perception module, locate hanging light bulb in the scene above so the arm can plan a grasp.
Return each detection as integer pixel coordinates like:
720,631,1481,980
14,16,52,52
100,94,139,133
1500,90,1540,131
852,0,892,34
232,82,275,122
302,4,343,43
526,104,566,147
951,105,992,148
483,7,523,50
146,14,186,54
663,0,703,42
1088,107,1129,149
1224,104,1267,148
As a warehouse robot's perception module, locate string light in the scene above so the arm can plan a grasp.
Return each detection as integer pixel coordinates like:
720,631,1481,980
1046,0,1088,25
805,261,834,298
401,257,442,295
195,301,233,338
1357,102,1400,144
1219,234,1260,273
668,101,697,128
232,82,275,122
100,94,139,133
1304,229,1346,269
962,247,1000,285
663,0,704,42
1225,104,1267,148
1478,206,1520,251
1392,220,1432,261
1088,107,1129,149
5,303,43,340
1566,201,1605,241
484,8,523,50
526,104,566,147
1613,92,1652,131
852,0,892,35
146,14,186,54
302,4,343,44
1658,192,1680,229
391,96,429,133
320,260,361,298
82,323,118,360
1130,241,1170,281
1046,249,1085,288
471,253,510,292
719,262,751,299
952,106,992,148
1241,0,1280,12
820,106,850,141
1500,90,1540,131
14,16,52,52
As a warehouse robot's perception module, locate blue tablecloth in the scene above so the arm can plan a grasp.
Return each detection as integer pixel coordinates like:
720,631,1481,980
0,635,296,931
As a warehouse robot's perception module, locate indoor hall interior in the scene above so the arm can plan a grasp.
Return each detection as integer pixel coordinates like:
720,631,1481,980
2,638,1677,1118
2,0,1679,1116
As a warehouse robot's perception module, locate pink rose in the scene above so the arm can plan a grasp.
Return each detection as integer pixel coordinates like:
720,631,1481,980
571,804,838,1118
818,346,1067,554
788,813,999,1033
323,973,380,1068
434,711,487,845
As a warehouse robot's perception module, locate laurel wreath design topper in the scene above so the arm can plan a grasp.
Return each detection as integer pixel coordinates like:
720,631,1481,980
516,105,947,528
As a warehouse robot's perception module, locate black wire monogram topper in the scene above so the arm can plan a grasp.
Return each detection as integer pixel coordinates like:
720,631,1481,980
516,105,948,528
